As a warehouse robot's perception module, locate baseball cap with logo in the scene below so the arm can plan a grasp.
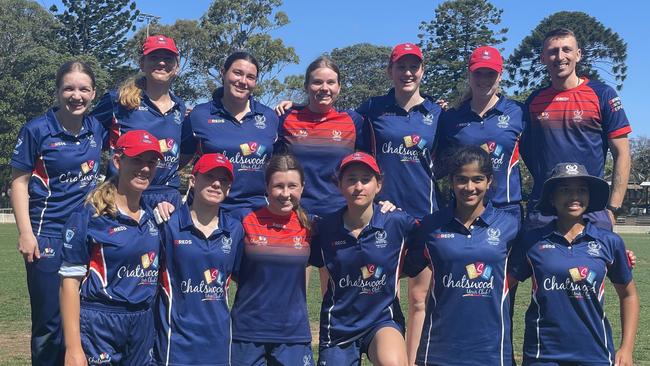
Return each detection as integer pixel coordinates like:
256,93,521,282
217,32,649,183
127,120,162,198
142,35,179,56
192,153,235,181
390,43,423,65
115,130,163,159
339,152,381,176
536,162,610,215
468,46,503,73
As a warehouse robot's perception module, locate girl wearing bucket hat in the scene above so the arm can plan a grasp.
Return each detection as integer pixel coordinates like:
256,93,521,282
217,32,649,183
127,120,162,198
509,162,639,366
310,152,418,366
152,153,246,366
92,34,187,211
403,145,520,366
59,130,164,365
437,45,525,221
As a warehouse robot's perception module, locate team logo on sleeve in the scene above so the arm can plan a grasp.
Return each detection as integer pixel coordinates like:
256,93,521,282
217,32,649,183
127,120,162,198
239,142,266,156
403,134,427,149
221,236,232,253
13,138,23,155
254,115,267,129
486,228,501,245
374,230,388,248
608,97,623,112
587,241,601,256
497,114,510,128
65,229,75,243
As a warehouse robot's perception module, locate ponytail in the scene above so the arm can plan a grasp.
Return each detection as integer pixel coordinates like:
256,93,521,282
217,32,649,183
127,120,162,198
117,76,146,110
85,178,118,218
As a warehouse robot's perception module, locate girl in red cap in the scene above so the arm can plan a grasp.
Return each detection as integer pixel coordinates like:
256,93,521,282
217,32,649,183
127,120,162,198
310,152,418,366
152,153,246,366
59,130,164,366
92,35,187,212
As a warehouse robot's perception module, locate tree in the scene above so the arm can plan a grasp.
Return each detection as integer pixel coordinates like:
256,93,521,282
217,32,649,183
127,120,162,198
630,136,650,183
49,0,140,72
505,11,628,94
417,0,507,100
126,20,210,103
329,44,393,110
195,0,299,104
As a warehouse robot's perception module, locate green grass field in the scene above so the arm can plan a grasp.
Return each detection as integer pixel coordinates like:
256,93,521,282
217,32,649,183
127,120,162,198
0,224,648,365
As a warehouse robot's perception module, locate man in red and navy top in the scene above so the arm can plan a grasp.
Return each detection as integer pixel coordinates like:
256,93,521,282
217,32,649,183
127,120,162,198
522,28,631,230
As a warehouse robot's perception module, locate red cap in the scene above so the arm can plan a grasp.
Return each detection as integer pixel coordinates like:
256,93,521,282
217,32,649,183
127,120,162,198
115,130,163,159
192,153,234,181
390,43,423,65
468,46,503,73
339,152,381,175
142,35,179,56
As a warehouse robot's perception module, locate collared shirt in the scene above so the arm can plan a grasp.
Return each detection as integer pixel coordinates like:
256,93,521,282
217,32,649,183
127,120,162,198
181,89,279,212
522,78,631,205
357,89,443,219
153,204,244,366
310,205,418,346
277,106,364,217
403,203,518,366
60,204,161,308
92,90,186,189
509,221,632,364
231,207,311,343
11,108,104,237
439,96,524,205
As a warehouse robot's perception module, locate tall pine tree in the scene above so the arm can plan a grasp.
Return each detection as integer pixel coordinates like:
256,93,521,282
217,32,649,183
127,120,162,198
50,0,139,73
417,0,507,100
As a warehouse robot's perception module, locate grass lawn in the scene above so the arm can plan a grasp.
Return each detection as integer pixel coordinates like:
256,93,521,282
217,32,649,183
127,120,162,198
0,224,648,365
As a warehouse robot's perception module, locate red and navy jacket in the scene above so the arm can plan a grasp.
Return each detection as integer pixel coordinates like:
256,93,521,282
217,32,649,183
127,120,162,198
92,90,186,190
153,204,244,366
403,203,518,366
181,89,279,213
310,205,418,347
11,108,104,237
276,106,364,217
521,78,631,206
509,221,633,364
438,96,524,206
357,89,443,219
60,204,161,309
231,207,311,343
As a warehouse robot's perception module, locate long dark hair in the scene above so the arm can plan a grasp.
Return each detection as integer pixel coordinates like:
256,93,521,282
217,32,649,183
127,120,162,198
447,145,494,180
264,154,311,230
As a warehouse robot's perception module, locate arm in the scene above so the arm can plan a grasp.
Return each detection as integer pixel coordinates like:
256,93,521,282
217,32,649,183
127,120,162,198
607,135,631,223
11,168,39,262
60,276,88,366
613,280,639,366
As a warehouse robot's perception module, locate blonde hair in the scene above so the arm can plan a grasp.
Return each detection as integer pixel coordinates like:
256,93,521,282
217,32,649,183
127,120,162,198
117,76,146,110
85,178,119,218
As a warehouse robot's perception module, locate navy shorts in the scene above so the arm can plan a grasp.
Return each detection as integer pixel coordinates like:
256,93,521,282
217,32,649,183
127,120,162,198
317,321,403,366
231,340,314,366
80,302,153,365
523,358,609,366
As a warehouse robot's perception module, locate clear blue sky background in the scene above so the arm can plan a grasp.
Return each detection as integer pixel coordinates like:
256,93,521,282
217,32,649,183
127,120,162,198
41,0,649,136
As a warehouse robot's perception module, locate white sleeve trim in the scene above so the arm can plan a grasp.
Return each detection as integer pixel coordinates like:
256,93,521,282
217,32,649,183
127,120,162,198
59,261,88,277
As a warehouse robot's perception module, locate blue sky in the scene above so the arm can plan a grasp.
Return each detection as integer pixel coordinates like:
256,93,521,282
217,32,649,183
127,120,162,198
41,0,649,136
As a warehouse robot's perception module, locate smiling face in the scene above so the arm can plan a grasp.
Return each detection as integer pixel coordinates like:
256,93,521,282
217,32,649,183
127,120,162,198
221,59,258,101
306,67,340,112
114,151,159,193
551,178,590,219
388,54,424,96
469,67,501,99
140,49,179,84
452,161,492,211
541,35,582,83
339,164,382,209
266,170,304,216
191,168,232,206
56,70,96,119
